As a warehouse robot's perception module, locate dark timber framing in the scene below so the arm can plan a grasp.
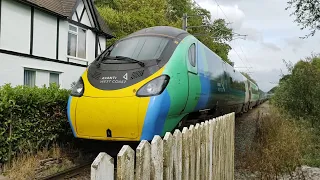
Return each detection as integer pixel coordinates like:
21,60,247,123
80,7,86,21
95,34,98,57
56,17,59,59
0,49,87,67
30,7,34,55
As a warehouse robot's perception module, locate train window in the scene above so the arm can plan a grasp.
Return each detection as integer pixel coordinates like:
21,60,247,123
108,36,169,61
188,43,196,67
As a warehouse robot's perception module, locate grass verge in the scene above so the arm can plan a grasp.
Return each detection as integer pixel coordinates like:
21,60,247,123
3,144,90,180
242,107,320,179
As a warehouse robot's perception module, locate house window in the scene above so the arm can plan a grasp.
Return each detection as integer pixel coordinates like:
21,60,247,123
68,24,86,59
49,73,59,85
24,70,36,87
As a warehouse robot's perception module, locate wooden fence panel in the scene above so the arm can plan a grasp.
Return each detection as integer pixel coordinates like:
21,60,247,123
117,145,135,180
182,127,190,180
208,119,214,180
151,135,163,180
163,132,173,180
194,123,200,180
135,140,151,180
91,113,235,180
173,129,182,180
200,122,205,180
91,152,114,180
189,125,195,180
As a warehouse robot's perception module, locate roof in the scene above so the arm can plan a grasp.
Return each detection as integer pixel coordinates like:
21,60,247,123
16,0,113,38
128,26,188,38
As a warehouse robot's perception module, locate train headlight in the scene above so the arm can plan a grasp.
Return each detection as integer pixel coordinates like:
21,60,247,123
136,75,170,97
71,77,84,97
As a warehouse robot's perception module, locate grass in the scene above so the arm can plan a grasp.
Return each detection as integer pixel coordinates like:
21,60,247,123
242,106,320,179
3,144,85,180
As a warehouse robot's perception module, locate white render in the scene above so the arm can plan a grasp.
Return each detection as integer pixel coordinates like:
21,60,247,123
1,0,31,54
0,53,85,89
0,0,109,89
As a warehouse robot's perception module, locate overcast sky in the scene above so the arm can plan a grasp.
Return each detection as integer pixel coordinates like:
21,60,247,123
195,0,320,92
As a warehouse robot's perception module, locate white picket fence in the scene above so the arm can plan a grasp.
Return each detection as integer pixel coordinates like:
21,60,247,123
91,113,235,180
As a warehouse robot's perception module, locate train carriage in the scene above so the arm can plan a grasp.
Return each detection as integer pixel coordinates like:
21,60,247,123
67,26,261,141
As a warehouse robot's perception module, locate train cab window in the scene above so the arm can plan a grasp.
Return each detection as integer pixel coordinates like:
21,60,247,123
108,36,169,61
188,43,196,67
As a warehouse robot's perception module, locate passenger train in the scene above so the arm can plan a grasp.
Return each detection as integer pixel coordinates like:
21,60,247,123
67,26,268,141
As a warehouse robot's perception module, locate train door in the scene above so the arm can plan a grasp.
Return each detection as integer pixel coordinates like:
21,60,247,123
181,42,201,113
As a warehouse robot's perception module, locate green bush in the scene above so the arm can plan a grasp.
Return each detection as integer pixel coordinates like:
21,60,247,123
0,84,72,163
272,55,320,128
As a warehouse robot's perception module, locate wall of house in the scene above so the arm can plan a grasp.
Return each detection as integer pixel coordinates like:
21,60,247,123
0,0,109,88
0,53,85,89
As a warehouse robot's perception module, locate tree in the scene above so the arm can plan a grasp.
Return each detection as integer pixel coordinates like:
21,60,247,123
273,54,320,128
286,0,320,38
95,0,234,63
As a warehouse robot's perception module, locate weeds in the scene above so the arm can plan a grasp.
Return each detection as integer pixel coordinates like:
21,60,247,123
242,107,315,179
3,144,83,180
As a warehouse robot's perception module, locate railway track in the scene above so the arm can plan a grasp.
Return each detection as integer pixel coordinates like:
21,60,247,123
37,162,92,180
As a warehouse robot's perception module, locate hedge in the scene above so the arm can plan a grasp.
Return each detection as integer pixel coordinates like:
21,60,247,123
0,84,73,163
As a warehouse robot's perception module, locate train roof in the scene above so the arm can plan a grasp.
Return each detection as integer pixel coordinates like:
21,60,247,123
127,26,189,39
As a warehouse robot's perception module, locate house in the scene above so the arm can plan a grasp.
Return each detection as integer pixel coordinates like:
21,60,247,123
0,0,113,89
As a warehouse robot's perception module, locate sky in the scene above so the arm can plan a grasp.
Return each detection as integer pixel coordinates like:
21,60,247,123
195,0,320,92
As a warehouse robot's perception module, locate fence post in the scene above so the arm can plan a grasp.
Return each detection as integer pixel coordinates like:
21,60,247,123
91,152,114,180
164,132,173,180
135,140,151,180
188,125,195,180
199,122,205,180
194,123,200,180
208,119,214,179
151,135,163,180
117,145,135,180
173,129,182,180
182,127,190,180
205,120,209,179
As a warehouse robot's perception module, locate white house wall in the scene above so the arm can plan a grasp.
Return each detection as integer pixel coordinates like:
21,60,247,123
98,36,106,54
81,9,92,27
33,9,57,59
0,0,31,54
58,20,69,61
0,53,86,89
87,30,96,64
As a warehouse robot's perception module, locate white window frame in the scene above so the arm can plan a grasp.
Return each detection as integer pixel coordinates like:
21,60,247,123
67,24,87,61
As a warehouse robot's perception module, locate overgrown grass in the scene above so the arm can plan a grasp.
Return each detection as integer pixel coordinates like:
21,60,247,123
3,144,86,180
243,107,319,179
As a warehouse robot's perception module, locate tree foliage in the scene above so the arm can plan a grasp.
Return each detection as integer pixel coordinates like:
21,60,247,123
273,54,320,128
286,0,320,38
95,0,233,63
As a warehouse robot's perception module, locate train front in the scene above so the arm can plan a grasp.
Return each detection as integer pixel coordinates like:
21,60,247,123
67,28,182,141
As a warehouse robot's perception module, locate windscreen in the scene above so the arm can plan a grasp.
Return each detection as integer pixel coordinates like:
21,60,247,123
108,36,170,61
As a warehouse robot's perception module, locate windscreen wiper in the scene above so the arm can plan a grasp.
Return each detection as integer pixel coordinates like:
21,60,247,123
112,56,145,67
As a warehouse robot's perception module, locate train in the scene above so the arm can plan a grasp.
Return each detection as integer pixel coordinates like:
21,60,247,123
67,26,268,141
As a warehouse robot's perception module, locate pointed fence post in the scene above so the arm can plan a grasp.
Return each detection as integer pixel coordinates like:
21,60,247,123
194,123,200,180
173,129,182,180
208,119,214,180
164,132,174,180
136,140,151,180
189,125,195,180
151,135,163,180
117,145,135,180
182,127,190,180
91,152,114,180
200,122,205,180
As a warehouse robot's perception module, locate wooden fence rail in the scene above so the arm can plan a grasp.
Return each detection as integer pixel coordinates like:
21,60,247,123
91,112,235,180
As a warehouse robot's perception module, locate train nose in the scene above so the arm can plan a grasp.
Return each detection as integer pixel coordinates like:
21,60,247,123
74,96,147,140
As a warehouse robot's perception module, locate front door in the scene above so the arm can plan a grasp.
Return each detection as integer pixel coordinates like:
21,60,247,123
182,42,201,113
